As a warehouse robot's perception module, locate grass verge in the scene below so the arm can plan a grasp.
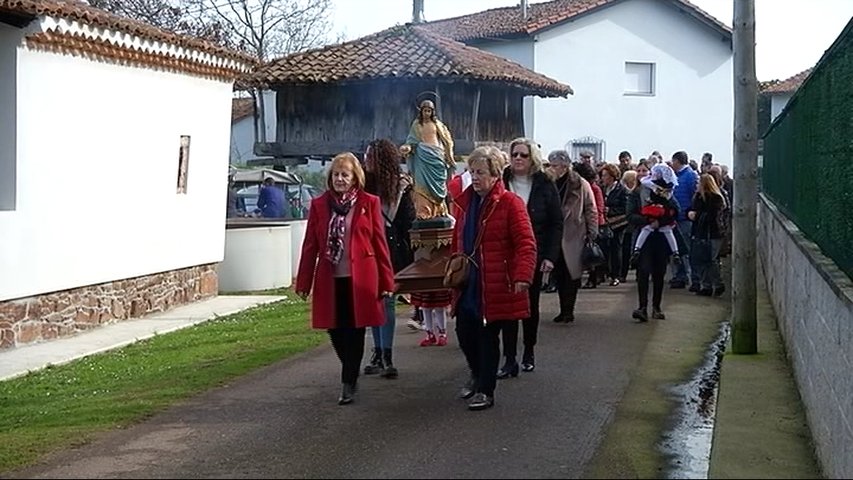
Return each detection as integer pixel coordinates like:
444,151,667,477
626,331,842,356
0,290,323,472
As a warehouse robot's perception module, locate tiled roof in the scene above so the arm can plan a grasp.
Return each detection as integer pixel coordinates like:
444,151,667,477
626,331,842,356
232,97,254,122
763,68,813,94
0,0,256,80
758,79,780,93
247,25,571,98
420,0,731,42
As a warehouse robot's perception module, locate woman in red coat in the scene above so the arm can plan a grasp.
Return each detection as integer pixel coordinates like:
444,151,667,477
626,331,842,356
450,146,537,411
295,152,395,405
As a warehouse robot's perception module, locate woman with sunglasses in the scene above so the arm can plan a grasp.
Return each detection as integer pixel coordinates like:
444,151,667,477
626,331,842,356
496,138,562,378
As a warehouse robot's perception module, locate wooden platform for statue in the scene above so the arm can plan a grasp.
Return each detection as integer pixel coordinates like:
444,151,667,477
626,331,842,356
394,221,454,294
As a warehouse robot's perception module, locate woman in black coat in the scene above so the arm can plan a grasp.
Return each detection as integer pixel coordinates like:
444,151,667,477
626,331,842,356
687,173,726,297
362,139,416,378
627,165,681,322
497,138,563,376
600,164,628,286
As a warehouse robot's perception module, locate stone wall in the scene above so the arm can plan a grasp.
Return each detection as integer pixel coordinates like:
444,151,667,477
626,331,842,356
758,195,853,479
0,264,218,349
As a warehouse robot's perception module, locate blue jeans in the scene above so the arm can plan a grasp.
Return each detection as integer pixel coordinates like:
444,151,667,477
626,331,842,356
370,296,396,350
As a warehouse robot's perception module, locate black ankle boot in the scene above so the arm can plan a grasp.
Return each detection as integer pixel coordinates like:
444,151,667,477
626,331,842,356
380,349,397,379
338,383,355,405
459,376,476,399
363,347,383,375
521,347,535,372
496,359,519,379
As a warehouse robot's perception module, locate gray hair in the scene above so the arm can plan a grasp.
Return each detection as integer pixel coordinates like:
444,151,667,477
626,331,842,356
547,149,571,165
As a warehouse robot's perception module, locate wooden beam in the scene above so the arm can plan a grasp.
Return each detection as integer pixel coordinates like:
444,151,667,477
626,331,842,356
470,87,481,142
254,139,476,158
246,157,309,168
254,141,369,157
435,83,443,119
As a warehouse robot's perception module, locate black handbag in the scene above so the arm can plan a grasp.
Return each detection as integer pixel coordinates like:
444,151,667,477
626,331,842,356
582,239,605,268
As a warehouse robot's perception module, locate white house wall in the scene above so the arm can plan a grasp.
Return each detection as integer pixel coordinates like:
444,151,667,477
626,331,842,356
523,0,733,165
230,116,254,164
229,90,276,165
770,93,792,122
0,47,233,302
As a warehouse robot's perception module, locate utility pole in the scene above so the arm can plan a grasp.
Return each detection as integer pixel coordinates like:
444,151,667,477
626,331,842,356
732,0,758,354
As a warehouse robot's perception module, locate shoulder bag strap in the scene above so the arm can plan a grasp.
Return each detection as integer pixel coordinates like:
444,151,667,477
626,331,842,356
467,198,499,261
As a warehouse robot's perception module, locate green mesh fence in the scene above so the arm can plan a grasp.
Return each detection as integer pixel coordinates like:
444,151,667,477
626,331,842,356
762,21,853,280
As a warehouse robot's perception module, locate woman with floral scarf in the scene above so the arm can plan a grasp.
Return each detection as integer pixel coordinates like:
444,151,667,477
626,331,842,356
296,152,395,405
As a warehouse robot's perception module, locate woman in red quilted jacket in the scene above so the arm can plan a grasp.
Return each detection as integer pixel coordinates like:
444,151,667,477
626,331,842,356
449,146,537,411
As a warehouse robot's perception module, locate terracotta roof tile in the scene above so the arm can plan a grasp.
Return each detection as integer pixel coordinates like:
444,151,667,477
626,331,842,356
247,25,572,98
232,97,254,122
763,68,813,94
0,0,256,78
420,0,730,42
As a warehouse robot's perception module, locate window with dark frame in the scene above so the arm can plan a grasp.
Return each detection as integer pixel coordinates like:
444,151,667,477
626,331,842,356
176,135,190,194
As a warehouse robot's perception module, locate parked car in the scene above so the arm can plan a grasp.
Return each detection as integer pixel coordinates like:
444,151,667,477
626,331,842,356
229,166,323,219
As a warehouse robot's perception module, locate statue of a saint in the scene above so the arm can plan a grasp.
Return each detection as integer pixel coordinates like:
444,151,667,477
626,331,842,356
400,99,455,220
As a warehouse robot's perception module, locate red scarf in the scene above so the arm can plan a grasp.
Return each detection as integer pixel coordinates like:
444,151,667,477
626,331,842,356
325,189,359,265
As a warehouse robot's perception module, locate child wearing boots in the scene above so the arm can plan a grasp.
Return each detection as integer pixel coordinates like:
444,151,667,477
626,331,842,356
412,290,452,346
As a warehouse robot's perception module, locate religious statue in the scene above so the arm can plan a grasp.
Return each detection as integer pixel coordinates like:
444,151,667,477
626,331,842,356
400,99,456,220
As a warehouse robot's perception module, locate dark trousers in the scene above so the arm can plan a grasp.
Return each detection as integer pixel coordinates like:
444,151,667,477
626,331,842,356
636,234,669,311
606,227,625,281
499,269,542,360
455,308,504,397
554,252,582,317
328,277,366,386
622,228,638,279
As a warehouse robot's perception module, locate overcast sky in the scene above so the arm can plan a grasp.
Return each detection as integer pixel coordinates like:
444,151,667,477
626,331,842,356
330,0,853,81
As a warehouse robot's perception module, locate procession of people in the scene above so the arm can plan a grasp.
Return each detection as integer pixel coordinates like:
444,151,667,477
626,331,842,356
295,99,733,410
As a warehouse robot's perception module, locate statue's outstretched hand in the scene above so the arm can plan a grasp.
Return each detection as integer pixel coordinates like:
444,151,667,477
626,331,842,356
400,145,411,156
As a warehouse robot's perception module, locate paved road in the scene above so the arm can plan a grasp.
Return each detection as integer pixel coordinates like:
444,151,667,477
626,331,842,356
10,282,662,479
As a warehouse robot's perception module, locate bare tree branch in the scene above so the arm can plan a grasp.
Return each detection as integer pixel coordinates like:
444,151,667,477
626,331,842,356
88,0,216,41
184,0,337,61
90,0,338,62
